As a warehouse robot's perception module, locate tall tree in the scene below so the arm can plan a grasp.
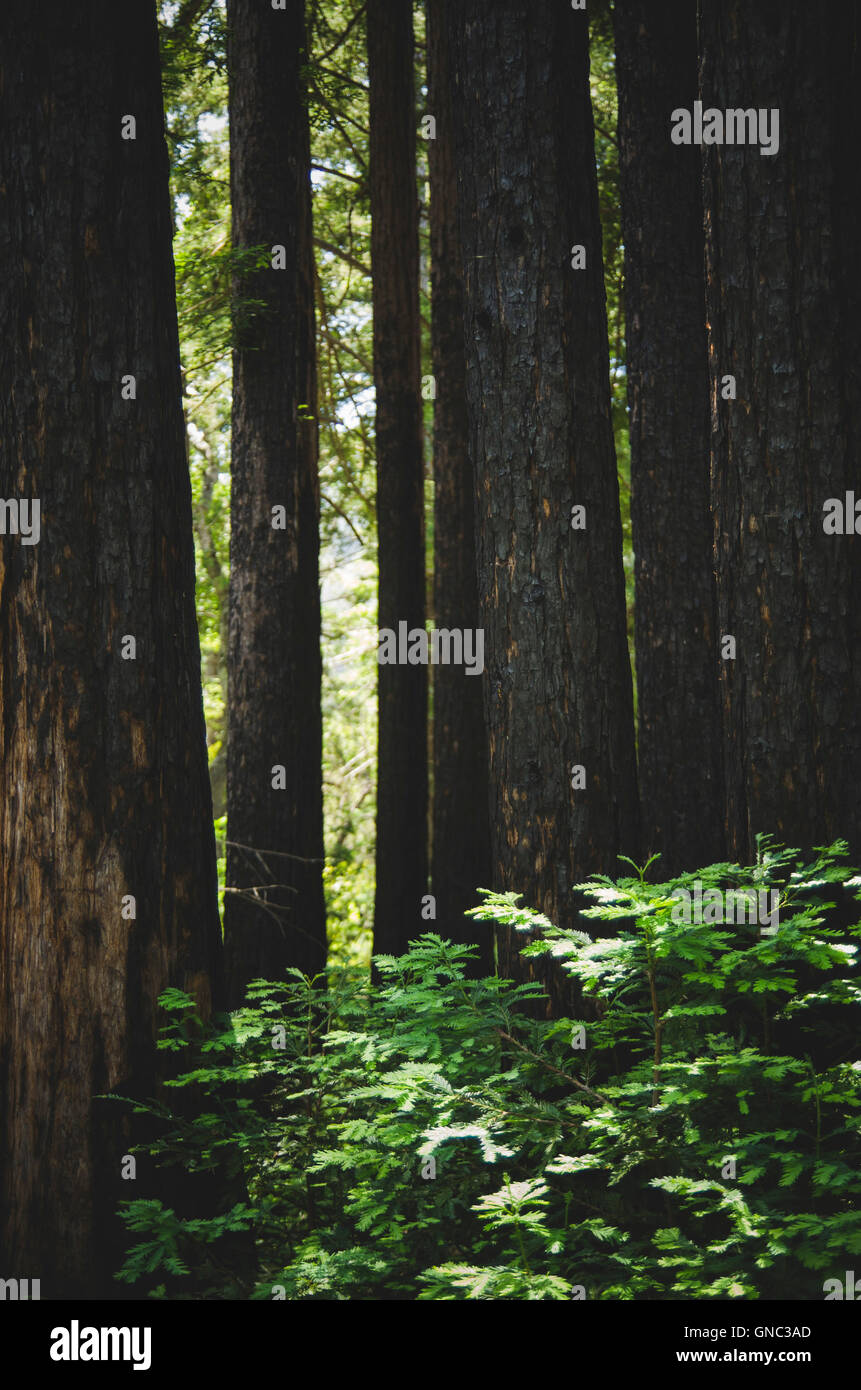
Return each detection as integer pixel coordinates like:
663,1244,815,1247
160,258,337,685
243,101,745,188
427,0,492,966
614,0,724,875
700,0,861,861
225,0,326,1003
0,0,222,1296
367,0,428,958
448,0,638,993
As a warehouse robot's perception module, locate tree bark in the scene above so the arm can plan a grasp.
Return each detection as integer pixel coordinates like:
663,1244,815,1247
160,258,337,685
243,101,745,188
448,0,639,1000
427,0,492,969
614,0,724,876
700,0,861,861
0,0,222,1296
225,0,326,1003
368,0,428,959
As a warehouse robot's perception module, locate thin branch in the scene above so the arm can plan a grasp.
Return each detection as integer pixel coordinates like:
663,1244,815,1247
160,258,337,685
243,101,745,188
223,884,298,899
309,82,370,154
316,3,367,64
168,0,209,42
225,839,326,866
320,491,364,546
327,337,372,378
316,63,368,93
311,163,364,186
314,236,370,279
593,120,619,149
496,1029,613,1107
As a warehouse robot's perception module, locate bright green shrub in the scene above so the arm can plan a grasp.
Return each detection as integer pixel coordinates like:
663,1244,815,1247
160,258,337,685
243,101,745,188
112,837,861,1300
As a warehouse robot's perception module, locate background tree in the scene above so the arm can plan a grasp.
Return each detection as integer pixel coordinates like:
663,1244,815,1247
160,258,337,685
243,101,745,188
304,1,378,967
0,0,222,1297
162,1,639,977
367,0,428,958
614,0,724,874
701,0,861,861
225,0,326,1002
427,0,492,966
448,0,639,995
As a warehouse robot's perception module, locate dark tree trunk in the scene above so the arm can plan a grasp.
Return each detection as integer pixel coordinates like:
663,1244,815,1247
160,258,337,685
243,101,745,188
368,0,428,959
225,0,326,1003
427,0,492,970
700,0,861,862
614,0,724,876
448,1,639,1000
0,0,222,1297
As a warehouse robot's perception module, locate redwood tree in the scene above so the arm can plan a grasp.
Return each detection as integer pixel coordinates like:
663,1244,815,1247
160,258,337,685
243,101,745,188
0,0,222,1296
448,0,638,991
427,0,491,965
614,0,724,874
701,0,861,861
368,0,428,958
225,0,326,1003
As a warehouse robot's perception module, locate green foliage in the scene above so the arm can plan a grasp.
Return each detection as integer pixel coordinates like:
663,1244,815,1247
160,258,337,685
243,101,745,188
589,3,635,682
114,841,861,1299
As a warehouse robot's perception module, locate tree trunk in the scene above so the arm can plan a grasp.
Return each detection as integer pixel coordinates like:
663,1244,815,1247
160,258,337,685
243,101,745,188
427,0,492,969
0,0,222,1297
368,0,428,959
448,1,639,1001
700,0,861,862
614,0,724,876
225,0,326,1004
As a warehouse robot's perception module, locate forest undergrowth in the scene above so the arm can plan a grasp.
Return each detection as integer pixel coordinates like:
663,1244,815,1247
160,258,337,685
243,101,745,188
110,837,861,1300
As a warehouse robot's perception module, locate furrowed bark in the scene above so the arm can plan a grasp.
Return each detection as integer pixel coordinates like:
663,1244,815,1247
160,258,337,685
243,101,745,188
225,0,326,1003
0,0,222,1296
448,0,639,1009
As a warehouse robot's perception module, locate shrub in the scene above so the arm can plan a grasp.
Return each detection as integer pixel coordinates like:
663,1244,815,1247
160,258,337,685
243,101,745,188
112,837,861,1300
